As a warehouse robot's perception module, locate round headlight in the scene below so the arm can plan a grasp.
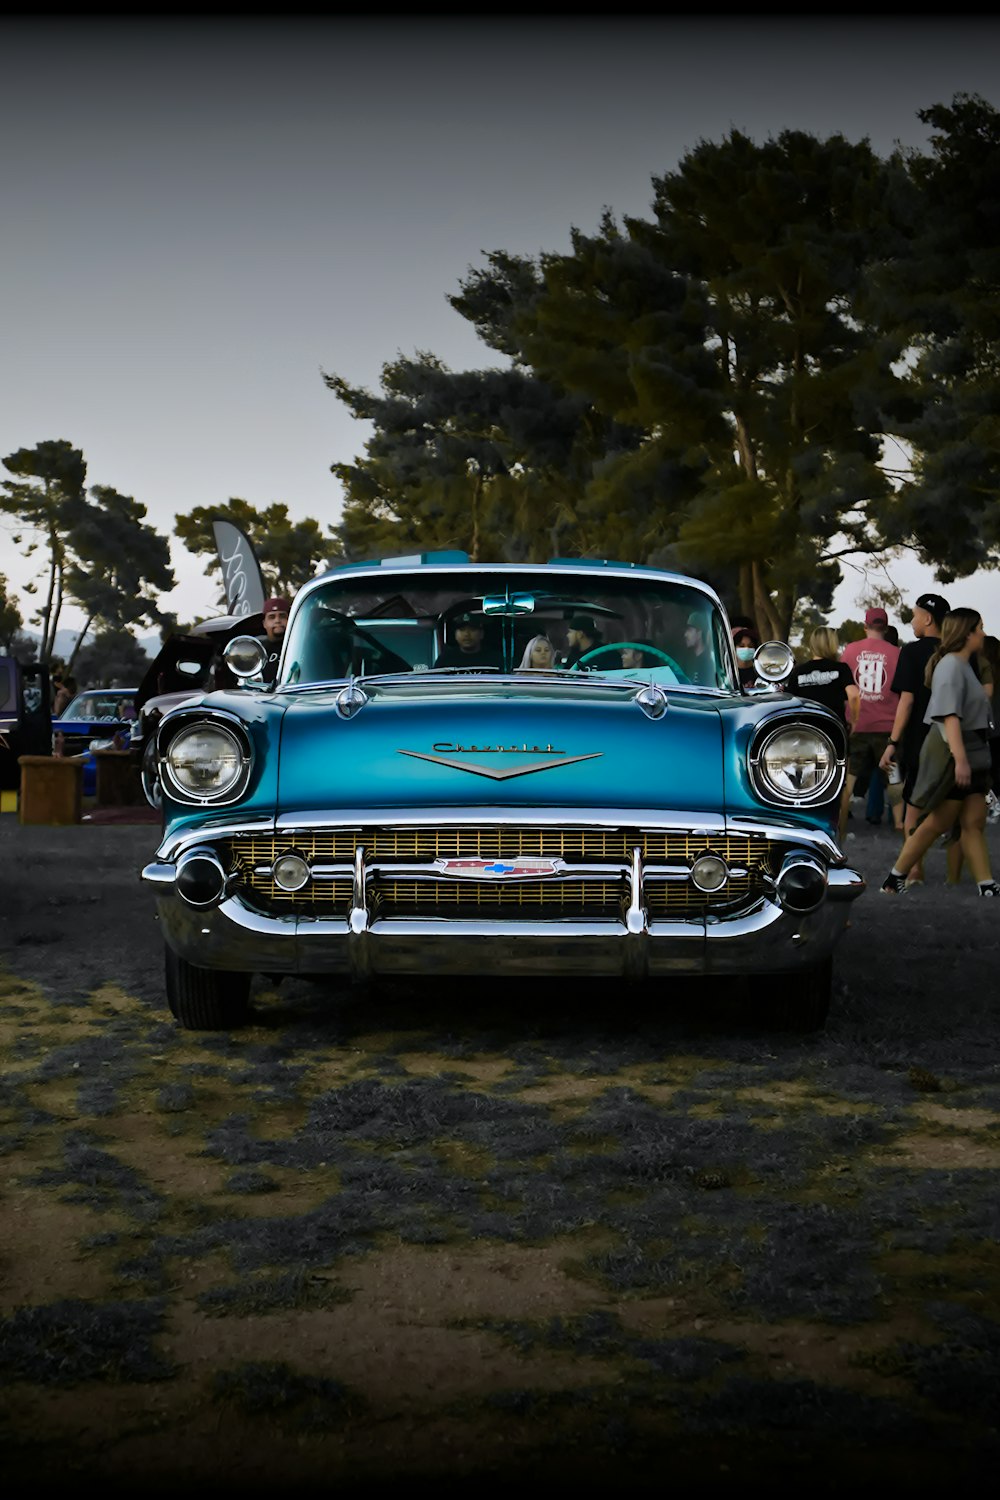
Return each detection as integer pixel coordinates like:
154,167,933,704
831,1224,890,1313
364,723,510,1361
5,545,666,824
165,723,244,796
755,726,839,802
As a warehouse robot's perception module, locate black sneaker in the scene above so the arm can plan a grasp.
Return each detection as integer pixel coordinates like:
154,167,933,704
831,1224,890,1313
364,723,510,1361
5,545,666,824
880,871,907,895
978,881,1000,898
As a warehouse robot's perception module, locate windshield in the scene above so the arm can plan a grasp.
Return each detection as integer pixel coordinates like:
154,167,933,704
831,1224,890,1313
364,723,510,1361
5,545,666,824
61,691,136,721
281,571,737,692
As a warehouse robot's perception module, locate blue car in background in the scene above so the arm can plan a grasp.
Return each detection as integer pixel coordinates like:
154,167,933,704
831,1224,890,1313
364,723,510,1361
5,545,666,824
52,687,138,796
141,555,865,1033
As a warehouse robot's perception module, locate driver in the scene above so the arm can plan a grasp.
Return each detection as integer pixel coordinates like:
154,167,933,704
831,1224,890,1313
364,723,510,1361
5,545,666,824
682,610,713,686
563,615,602,669
620,640,658,670
433,611,499,669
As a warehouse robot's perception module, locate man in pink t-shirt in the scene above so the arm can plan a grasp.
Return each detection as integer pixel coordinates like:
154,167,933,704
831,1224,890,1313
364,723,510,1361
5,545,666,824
840,607,901,836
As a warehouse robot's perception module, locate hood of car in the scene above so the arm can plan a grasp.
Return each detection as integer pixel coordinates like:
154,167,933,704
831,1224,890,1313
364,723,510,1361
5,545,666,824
274,681,726,814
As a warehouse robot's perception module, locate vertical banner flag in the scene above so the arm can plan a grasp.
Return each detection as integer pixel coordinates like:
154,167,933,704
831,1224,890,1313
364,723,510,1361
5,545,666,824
211,520,267,618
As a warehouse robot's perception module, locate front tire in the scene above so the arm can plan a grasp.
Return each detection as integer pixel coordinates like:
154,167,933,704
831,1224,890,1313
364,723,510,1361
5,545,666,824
165,946,251,1030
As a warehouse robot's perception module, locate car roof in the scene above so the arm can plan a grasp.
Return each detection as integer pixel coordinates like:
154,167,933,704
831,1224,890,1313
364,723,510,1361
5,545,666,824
297,557,725,616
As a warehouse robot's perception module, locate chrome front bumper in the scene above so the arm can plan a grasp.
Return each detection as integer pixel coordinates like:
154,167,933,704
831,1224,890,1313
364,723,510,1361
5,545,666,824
143,858,864,981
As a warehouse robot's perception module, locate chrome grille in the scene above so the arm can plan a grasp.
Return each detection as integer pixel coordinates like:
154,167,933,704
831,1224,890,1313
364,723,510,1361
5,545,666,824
220,826,777,921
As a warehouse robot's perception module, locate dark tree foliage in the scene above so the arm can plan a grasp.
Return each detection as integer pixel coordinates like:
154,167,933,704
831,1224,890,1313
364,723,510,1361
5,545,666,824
0,572,24,652
1,443,175,666
1,440,88,661
326,353,644,564
325,101,1000,638
73,627,151,690
64,486,175,670
509,132,904,638
878,94,1000,581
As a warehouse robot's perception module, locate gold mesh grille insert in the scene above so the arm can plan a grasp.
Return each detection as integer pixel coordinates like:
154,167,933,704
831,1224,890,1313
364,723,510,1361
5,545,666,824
219,827,778,919
378,879,621,915
222,827,770,864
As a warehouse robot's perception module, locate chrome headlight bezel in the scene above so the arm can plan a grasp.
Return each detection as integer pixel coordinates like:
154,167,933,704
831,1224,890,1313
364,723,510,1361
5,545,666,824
748,717,844,807
158,711,253,806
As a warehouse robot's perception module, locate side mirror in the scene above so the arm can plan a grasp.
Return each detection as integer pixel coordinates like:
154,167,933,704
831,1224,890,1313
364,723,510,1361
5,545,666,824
753,641,795,685
223,635,268,680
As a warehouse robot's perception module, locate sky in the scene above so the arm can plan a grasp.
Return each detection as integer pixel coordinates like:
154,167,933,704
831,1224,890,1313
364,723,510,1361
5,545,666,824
3,16,1000,644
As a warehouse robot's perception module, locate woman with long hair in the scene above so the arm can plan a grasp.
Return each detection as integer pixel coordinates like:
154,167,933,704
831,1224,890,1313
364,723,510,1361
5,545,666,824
881,608,999,896
517,635,556,670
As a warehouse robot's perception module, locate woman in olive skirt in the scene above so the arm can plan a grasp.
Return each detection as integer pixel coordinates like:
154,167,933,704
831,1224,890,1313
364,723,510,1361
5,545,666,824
880,608,1000,896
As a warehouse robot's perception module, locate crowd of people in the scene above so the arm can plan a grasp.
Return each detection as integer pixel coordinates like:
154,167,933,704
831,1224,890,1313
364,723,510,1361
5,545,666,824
771,592,1000,898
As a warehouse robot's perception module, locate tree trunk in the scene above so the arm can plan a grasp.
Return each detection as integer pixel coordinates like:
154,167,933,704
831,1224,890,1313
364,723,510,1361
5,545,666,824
752,561,784,641
66,613,95,674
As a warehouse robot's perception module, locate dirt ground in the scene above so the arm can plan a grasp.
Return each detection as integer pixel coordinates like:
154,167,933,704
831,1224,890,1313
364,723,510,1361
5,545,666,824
1,813,999,1492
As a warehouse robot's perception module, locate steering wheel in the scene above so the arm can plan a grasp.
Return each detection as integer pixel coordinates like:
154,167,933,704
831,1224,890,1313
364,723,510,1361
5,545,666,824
571,641,690,683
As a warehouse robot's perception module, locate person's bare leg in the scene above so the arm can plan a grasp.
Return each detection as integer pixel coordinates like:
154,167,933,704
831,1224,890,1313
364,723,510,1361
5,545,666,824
901,799,925,882
959,794,991,883
887,782,904,833
891,801,960,878
946,833,964,885
839,772,857,844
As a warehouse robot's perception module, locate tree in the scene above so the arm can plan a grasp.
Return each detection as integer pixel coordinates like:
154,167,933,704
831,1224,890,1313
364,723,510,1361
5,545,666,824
877,94,1000,581
325,353,642,564
73,627,150,689
494,131,907,639
0,440,87,661
174,499,333,607
63,485,175,670
0,573,24,652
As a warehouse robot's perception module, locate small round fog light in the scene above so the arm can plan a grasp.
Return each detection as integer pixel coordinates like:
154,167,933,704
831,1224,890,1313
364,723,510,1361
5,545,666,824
776,859,827,913
691,853,729,893
273,852,310,891
176,852,227,908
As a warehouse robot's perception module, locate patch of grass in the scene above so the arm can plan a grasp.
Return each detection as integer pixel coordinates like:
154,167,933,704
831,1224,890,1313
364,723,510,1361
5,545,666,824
224,1169,281,1194
32,1129,164,1223
0,1298,174,1385
211,1359,364,1429
197,1269,353,1317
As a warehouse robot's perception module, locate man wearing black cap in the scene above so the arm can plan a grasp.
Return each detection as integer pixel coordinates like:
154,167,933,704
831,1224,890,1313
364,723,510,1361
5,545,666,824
563,615,602,669
879,591,950,882
433,611,498,669
257,595,291,685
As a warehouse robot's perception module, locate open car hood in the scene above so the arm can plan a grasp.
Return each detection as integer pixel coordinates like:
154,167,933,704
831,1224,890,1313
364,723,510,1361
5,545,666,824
136,613,265,712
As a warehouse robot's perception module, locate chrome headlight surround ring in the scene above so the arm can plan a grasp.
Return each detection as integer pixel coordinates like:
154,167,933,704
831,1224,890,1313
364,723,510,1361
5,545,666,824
748,717,844,808
158,709,254,807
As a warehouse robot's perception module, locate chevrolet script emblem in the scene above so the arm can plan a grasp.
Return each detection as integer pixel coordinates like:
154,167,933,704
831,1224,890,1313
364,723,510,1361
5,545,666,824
398,745,602,780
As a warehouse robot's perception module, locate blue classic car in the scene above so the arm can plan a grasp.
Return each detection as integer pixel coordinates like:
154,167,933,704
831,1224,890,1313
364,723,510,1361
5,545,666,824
141,556,864,1031
53,687,138,796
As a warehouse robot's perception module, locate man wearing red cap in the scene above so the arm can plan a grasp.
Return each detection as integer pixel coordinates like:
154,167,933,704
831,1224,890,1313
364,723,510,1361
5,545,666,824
258,596,291,684
840,607,901,840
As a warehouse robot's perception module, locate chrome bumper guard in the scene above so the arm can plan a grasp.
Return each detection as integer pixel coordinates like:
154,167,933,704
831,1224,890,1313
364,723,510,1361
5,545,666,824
143,830,864,981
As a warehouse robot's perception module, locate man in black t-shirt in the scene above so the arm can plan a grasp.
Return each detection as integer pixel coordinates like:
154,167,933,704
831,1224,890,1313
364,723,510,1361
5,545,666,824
879,590,950,884
433,611,499,670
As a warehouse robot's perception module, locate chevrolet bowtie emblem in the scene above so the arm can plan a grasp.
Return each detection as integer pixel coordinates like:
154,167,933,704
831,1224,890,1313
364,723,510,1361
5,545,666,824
397,749,603,780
